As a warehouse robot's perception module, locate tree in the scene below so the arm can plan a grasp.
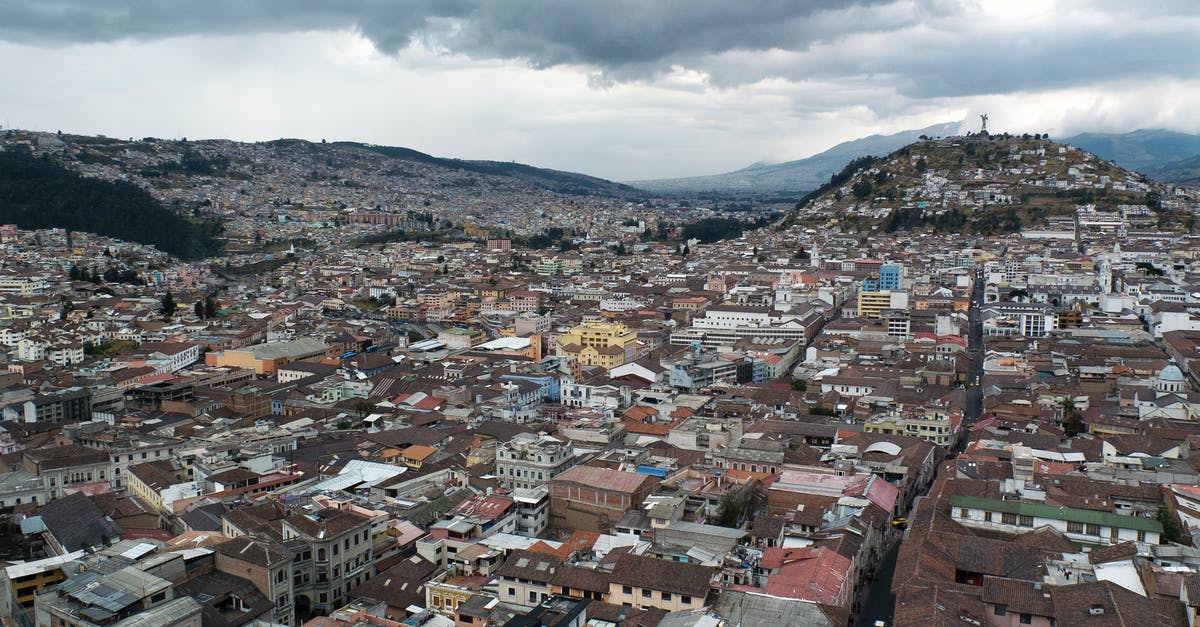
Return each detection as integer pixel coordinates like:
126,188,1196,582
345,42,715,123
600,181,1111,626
194,301,205,319
160,291,178,319
1061,397,1085,437
714,481,767,528
1158,506,1187,545
204,296,218,319
851,179,873,199
1008,288,1030,301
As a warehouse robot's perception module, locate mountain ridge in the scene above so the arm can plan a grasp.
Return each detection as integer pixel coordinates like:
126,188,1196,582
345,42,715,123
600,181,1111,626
628,122,963,194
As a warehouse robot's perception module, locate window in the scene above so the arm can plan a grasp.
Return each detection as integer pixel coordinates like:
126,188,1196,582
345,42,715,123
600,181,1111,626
642,589,652,598
661,592,672,601
994,605,1007,616
1020,614,1032,624
1067,521,1083,533
150,592,166,603
984,512,992,522
681,595,692,604
1001,513,1017,525
1018,515,1033,527
623,586,633,595
1085,523,1100,536
958,508,969,518
1137,530,1146,542
508,587,516,597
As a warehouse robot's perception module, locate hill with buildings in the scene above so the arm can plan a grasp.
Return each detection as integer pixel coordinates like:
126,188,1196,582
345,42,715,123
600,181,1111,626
0,130,646,228
0,146,224,260
788,133,1182,235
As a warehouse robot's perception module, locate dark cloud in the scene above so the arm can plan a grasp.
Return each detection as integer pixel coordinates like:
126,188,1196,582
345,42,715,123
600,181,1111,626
0,0,1197,101
0,1,907,65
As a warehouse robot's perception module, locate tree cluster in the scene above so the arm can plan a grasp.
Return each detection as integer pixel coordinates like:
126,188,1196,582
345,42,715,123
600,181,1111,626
193,295,220,319
68,265,141,285
0,147,224,259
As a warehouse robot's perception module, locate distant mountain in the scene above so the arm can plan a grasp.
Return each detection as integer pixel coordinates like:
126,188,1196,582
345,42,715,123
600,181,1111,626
1146,154,1200,188
1063,129,1200,182
629,122,963,194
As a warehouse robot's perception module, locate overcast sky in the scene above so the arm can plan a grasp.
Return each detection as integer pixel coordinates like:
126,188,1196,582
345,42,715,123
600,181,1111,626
1,0,1197,180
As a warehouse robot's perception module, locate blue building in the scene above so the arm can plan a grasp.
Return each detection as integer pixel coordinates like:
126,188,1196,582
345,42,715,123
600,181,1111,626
863,264,902,292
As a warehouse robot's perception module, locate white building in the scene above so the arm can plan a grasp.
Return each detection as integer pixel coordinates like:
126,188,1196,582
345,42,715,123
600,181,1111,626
949,495,1161,546
495,433,577,491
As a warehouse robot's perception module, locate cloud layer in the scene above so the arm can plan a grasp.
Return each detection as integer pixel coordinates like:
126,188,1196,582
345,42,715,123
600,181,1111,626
0,1,1197,179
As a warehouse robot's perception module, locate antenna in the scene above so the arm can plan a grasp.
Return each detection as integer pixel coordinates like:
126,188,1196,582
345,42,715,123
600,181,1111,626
979,114,989,134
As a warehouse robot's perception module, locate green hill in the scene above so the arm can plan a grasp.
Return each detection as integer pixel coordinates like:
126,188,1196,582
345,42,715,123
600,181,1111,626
789,133,1174,234
0,147,223,259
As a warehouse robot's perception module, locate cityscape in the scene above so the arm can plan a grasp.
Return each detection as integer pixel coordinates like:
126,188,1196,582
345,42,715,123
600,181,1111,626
2,2,1200,627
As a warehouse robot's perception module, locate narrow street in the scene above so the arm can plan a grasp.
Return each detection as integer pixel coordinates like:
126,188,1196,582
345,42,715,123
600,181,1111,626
856,268,985,626
854,543,901,627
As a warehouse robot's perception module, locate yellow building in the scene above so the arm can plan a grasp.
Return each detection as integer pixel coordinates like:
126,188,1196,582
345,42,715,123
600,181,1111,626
857,290,909,319
556,321,638,371
4,552,83,611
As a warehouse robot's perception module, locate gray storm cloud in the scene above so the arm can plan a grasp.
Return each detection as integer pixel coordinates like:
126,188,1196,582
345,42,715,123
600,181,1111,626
1,0,1195,99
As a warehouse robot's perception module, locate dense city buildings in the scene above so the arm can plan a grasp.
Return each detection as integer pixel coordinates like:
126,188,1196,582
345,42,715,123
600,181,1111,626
0,127,1199,627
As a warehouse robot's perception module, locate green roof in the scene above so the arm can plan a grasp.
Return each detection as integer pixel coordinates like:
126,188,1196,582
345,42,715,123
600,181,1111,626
949,495,1163,533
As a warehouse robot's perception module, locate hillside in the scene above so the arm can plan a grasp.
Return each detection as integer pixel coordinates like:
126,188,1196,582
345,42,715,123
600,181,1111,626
338,142,643,197
629,122,962,194
0,146,223,259
0,130,644,221
788,133,1177,235
1063,129,1200,178
1146,154,1200,188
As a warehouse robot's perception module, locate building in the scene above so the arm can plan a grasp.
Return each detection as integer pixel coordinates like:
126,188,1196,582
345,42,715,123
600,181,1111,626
281,506,375,616
0,551,85,615
211,535,296,625
857,290,910,319
437,326,487,350
22,444,111,499
204,337,332,375
1,388,92,424
949,495,1162,546
549,465,659,532
670,305,825,349
556,321,639,371
495,549,562,609
125,460,199,517
606,553,714,612
496,433,577,491
981,302,1059,337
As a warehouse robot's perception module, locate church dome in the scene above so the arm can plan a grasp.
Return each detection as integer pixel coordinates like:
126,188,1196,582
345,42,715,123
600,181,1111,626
1159,361,1184,383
